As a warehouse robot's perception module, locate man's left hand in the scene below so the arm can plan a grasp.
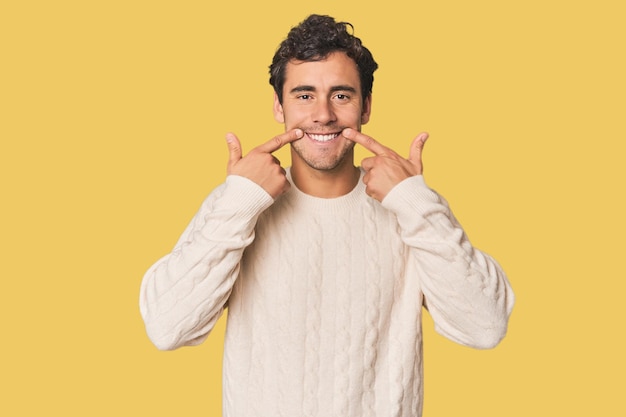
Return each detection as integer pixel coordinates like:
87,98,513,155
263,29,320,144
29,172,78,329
343,128,429,202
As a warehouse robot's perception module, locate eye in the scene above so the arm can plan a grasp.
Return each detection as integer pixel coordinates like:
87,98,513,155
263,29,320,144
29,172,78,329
334,93,350,101
297,94,312,100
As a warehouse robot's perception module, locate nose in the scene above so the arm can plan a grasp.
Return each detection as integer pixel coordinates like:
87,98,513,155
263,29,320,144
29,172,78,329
312,99,337,124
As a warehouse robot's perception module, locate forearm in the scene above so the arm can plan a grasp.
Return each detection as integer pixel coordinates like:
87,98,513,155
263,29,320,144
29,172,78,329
383,176,515,348
139,176,273,350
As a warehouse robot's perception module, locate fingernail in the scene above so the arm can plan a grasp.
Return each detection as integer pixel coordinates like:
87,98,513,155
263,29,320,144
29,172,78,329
295,129,303,137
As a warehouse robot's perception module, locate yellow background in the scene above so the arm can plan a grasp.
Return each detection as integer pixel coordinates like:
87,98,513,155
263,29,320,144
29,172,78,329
2,0,624,415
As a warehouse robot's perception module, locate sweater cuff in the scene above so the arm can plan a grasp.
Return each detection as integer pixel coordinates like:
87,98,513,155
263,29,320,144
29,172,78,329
381,175,442,218
219,175,274,219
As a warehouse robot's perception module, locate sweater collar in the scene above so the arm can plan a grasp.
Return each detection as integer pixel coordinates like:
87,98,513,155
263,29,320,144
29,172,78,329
283,167,369,212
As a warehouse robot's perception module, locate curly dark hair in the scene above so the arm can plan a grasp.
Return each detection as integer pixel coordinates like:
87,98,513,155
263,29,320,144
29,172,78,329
269,14,378,105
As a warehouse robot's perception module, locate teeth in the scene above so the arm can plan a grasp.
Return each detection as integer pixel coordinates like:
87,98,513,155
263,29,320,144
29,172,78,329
308,133,339,142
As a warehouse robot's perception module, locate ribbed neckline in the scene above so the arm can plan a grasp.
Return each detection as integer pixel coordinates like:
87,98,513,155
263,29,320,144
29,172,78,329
283,167,368,213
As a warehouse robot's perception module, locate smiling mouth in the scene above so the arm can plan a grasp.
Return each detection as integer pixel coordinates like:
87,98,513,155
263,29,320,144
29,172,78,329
307,132,341,143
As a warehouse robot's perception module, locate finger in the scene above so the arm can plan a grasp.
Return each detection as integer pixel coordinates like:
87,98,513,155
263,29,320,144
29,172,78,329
255,128,304,154
225,132,242,169
408,132,429,165
361,156,375,172
342,128,392,156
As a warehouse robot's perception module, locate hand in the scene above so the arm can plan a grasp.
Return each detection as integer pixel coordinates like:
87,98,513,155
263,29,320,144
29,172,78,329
226,129,304,199
342,128,429,202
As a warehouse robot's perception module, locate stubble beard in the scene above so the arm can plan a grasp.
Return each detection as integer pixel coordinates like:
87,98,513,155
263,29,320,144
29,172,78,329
291,132,356,171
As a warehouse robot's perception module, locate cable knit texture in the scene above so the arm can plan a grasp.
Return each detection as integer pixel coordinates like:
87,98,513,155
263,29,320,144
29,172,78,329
140,169,514,417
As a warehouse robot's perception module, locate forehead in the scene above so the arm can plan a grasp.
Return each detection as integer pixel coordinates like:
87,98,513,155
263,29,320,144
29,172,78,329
283,51,361,92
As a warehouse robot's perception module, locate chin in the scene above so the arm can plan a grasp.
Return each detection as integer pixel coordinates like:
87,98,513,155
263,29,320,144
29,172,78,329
292,141,355,171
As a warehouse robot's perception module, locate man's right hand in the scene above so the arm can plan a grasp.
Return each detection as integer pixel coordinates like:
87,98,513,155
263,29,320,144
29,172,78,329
225,129,303,199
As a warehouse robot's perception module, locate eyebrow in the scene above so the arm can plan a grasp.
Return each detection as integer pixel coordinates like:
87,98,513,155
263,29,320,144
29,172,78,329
289,85,358,94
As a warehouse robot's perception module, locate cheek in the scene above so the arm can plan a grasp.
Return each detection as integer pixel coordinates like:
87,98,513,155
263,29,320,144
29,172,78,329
340,107,366,126
282,108,306,128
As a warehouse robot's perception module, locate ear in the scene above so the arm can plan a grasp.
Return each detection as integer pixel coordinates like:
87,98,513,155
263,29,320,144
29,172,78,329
361,94,372,125
273,92,285,123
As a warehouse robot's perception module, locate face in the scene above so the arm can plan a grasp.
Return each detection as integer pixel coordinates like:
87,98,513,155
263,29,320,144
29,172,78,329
273,51,371,172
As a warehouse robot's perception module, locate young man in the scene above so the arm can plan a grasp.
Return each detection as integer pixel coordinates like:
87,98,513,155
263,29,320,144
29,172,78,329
140,14,514,417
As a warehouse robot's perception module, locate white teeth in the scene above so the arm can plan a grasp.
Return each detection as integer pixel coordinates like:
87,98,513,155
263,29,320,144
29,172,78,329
308,133,339,142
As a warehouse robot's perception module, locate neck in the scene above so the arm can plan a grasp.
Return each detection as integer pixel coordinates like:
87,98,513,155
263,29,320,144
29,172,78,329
290,154,360,198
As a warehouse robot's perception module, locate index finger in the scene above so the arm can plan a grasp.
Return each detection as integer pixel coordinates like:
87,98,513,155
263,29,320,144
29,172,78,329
342,128,391,156
254,128,304,154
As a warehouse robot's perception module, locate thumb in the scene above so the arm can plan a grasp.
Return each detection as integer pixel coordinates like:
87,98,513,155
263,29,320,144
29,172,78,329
225,132,242,170
408,132,429,166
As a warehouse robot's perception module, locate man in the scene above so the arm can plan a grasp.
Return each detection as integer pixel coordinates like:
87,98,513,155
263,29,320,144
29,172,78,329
140,14,514,417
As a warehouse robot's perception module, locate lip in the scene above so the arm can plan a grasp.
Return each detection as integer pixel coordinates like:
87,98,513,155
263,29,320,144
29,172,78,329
305,131,342,143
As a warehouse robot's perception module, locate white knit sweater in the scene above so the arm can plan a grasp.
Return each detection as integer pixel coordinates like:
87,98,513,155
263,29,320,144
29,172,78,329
140,169,514,417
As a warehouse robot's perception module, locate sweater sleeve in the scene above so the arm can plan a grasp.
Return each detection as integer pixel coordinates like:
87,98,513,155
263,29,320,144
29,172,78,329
139,175,274,351
381,175,515,349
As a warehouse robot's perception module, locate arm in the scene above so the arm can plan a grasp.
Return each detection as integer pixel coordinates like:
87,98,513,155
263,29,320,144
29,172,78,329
382,176,514,349
345,128,514,348
139,129,304,351
139,176,273,351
